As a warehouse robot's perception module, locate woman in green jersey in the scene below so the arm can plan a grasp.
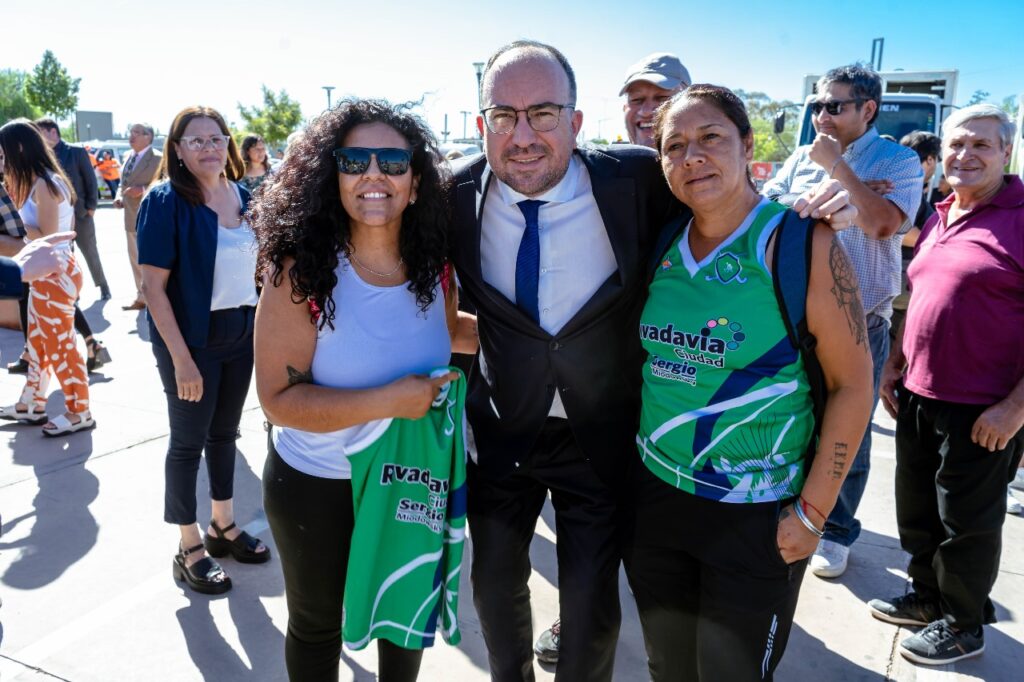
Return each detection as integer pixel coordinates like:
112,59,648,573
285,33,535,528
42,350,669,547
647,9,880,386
624,84,874,681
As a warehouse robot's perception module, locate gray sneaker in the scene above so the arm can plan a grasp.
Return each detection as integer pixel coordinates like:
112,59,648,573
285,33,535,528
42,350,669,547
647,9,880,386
900,620,984,666
534,618,560,664
868,592,941,627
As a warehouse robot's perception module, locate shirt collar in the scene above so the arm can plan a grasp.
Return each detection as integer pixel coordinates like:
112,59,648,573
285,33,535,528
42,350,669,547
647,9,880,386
991,175,1024,208
843,126,879,161
496,154,580,207
133,145,152,158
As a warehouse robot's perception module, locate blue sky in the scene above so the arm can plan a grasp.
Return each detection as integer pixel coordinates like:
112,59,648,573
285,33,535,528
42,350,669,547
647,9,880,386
7,0,1023,143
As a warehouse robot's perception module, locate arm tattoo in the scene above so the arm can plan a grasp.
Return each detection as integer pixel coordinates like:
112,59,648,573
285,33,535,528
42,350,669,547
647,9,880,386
829,237,867,348
286,365,313,386
831,442,849,480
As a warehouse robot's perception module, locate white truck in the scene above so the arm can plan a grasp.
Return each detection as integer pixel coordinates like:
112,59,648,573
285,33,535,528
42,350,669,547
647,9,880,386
790,70,959,147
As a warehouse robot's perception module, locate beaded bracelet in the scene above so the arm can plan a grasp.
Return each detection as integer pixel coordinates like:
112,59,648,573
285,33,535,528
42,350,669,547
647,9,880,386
794,499,824,538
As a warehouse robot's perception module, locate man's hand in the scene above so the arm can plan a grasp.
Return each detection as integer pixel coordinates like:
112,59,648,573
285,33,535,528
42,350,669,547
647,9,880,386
791,178,859,230
14,232,75,282
86,209,95,217
864,179,895,196
808,133,843,172
879,355,904,419
971,399,1024,452
113,198,124,209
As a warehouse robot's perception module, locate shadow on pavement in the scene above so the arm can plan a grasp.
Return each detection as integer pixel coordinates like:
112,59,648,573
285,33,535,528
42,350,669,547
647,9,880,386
0,421,98,589
780,624,886,681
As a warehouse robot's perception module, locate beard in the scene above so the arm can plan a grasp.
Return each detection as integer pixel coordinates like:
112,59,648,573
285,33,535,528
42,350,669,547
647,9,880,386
490,143,570,197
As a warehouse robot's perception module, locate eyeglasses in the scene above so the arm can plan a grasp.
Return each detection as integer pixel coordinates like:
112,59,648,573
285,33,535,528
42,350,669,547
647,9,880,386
810,99,865,117
333,147,412,176
480,103,573,134
179,135,230,151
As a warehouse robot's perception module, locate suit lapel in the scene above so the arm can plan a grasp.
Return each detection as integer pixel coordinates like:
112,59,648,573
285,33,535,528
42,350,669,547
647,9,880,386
579,148,636,287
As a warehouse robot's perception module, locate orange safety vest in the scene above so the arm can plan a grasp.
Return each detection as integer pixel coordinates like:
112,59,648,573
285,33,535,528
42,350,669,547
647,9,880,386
97,158,121,181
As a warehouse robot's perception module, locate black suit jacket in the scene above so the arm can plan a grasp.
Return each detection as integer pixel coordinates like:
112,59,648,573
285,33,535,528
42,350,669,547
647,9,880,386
450,146,686,484
53,140,98,218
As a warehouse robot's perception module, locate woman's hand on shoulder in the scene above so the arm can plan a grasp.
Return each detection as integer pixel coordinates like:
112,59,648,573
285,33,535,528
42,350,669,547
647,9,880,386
385,372,458,420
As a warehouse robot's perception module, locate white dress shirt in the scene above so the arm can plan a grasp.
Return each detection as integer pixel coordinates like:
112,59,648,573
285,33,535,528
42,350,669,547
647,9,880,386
481,154,617,418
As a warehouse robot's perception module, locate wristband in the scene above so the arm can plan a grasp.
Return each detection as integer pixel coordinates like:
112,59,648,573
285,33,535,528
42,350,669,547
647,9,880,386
800,496,827,523
794,500,824,538
828,157,843,177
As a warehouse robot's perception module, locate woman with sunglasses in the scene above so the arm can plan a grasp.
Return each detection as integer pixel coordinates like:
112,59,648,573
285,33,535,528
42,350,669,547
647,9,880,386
0,119,93,435
136,105,270,596
251,98,476,681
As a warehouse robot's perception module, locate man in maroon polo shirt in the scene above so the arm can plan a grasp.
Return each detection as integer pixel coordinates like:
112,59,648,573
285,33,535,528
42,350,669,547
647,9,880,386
869,103,1024,667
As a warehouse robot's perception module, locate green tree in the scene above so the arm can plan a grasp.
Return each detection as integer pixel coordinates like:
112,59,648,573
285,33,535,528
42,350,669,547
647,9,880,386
734,89,797,162
966,89,990,106
237,86,303,148
0,69,41,123
1000,94,1020,119
24,50,80,120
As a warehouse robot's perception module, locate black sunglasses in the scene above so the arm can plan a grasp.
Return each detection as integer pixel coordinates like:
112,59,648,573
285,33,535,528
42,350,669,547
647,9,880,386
333,147,412,176
810,98,865,117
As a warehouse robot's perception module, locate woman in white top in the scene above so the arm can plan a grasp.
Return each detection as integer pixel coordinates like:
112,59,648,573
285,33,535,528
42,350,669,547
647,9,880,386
0,119,93,435
136,106,269,596
250,99,477,681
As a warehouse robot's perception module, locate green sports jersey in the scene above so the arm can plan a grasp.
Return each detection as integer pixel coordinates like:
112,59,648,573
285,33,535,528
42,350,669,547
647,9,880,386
342,368,467,651
637,199,814,503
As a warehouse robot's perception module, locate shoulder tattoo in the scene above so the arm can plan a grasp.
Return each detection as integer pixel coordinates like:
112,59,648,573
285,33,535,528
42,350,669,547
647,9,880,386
828,237,867,349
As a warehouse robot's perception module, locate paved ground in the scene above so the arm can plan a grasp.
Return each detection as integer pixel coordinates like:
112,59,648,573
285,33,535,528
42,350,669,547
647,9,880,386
0,205,1021,681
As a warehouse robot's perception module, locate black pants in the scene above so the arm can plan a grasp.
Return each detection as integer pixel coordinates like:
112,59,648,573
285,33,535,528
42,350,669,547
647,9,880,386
153,307,254,525
72,212,108,291
623,461,807,682
895,387,1024,630
467,418,621,682
263,441,423,682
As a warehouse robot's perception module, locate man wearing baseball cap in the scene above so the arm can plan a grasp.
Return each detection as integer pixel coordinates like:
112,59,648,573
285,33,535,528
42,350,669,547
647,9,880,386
621,52,692,148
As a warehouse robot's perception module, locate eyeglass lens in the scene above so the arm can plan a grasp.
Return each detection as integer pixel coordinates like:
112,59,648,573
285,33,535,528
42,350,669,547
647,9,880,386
484,105,564,134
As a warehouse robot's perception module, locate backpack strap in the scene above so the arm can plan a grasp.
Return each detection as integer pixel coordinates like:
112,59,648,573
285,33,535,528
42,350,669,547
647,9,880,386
771,210,827,469
647,215,689,283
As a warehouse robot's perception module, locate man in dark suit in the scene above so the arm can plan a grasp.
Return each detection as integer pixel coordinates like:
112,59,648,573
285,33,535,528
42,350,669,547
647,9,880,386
449,40,680,682
35,118,110,300
452,41,859,682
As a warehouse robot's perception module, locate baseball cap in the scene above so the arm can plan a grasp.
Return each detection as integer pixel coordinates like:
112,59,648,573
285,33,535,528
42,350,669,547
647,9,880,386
620,53,692,96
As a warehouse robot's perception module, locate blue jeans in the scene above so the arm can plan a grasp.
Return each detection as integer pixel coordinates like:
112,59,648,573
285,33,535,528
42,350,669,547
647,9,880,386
823,314,890,547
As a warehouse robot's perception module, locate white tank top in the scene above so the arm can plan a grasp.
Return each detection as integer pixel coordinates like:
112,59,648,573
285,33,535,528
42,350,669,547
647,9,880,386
211,184,258,310
272,255,452,479
20,173,73,251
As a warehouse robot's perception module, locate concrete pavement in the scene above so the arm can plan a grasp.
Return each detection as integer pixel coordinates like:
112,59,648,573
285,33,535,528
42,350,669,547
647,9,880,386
0,204,1020,681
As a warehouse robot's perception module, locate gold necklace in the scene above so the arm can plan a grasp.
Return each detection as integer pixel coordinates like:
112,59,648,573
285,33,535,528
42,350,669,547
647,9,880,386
348,248,403,278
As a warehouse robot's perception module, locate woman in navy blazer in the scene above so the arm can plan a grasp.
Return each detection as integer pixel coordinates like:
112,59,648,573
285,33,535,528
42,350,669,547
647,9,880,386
137,106,270,595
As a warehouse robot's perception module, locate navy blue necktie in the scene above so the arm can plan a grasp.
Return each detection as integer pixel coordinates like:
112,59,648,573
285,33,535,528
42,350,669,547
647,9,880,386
515,199,546,322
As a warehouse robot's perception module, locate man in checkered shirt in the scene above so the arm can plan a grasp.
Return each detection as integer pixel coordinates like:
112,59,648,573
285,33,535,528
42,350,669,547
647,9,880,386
764,63,923,580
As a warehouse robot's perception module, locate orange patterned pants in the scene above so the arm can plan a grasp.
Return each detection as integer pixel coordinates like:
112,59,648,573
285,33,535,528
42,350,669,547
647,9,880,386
20,254,89,415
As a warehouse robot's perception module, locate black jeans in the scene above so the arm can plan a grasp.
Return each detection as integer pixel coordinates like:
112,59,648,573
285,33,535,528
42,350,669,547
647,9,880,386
895,387,1024,630
467,418,622,682
623,461,807,682
153,306,254,525
263,440,423,682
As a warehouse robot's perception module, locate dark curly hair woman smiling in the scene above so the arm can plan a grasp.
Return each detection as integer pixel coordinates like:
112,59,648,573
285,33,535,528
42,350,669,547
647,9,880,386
250,98,477,681
250,98,451,329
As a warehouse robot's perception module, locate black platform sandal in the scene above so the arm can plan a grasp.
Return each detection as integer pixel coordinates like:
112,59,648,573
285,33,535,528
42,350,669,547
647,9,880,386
205,520,271,564
86,339,112,373
173,542,232,594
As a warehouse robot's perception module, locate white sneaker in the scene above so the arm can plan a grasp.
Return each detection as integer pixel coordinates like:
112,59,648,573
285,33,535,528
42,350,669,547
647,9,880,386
1008,490,1023,515
810,539,850,578
1010,469,1024,492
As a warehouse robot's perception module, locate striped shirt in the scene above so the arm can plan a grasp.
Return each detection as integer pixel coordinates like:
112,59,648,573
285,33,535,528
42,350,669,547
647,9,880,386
0,184,26,238
763,127,923,320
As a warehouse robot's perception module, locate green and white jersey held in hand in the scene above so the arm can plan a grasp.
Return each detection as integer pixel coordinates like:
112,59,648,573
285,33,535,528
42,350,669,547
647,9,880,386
343,368,467,650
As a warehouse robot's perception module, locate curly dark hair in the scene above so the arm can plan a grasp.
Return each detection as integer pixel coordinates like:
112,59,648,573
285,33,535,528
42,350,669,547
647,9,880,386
249,98,450,329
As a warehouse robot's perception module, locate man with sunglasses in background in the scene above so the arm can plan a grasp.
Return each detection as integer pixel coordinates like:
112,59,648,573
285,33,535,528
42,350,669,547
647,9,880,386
764,64,923,580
